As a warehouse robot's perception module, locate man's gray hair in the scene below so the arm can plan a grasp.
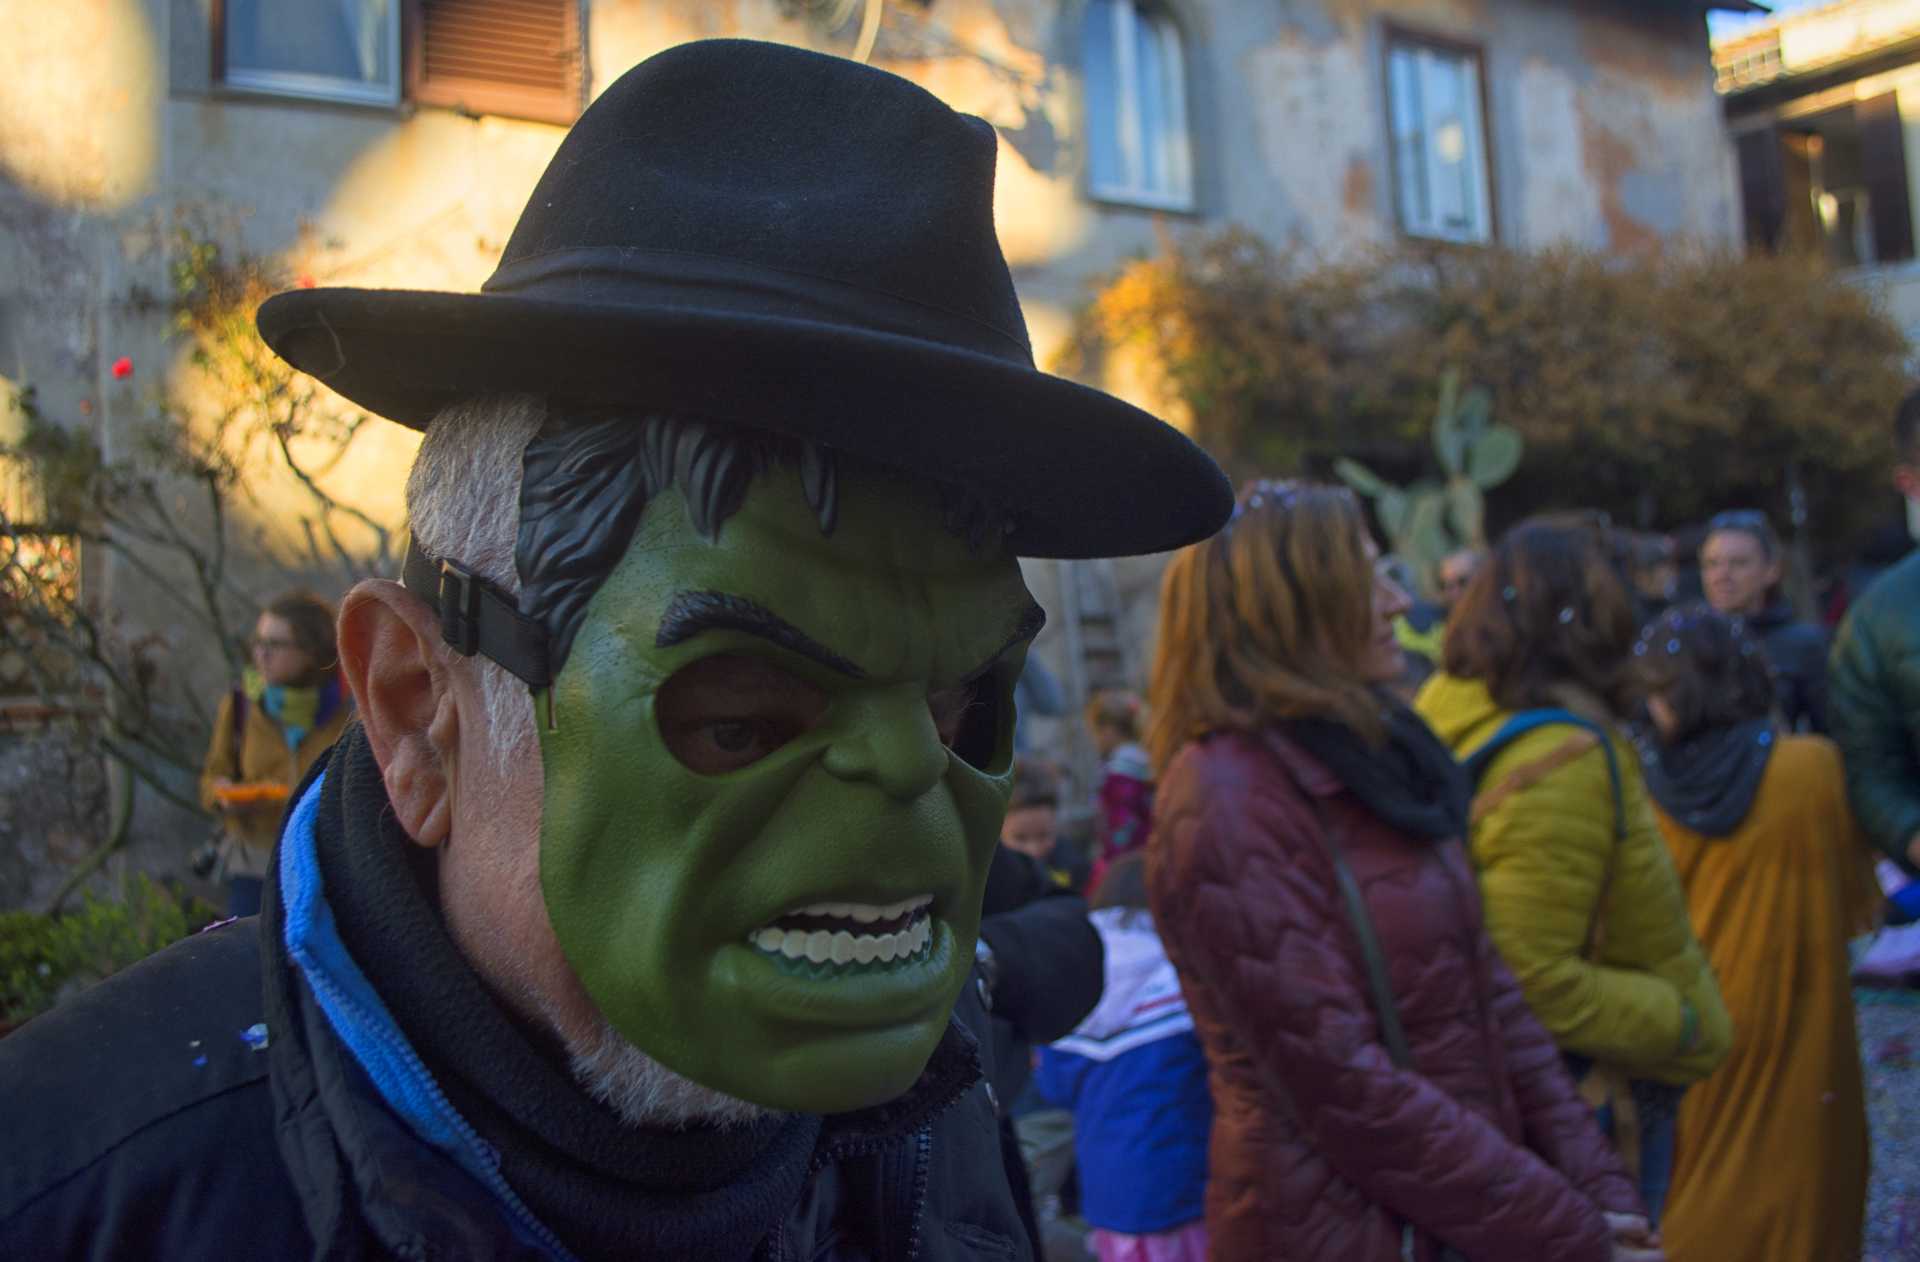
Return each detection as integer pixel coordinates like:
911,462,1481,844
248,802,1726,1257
404,394,545,770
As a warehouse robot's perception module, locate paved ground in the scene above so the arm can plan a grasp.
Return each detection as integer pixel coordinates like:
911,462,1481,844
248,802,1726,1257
1860,986,1920,1262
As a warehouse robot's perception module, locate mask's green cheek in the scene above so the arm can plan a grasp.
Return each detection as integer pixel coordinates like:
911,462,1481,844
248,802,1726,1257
537,675,1013,1115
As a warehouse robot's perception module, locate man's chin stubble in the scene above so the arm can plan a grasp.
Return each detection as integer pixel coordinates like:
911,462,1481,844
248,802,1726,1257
561,1010,775,1131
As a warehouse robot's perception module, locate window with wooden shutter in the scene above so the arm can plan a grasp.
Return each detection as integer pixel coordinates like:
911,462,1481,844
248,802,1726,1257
406,0,583,127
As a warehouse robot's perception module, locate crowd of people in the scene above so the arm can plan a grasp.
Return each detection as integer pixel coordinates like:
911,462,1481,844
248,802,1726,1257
195,442,1920,1262
8,38,1920,1262
1001,397,1920,1262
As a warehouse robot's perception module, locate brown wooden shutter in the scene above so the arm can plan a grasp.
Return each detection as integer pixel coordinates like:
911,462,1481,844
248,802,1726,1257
1734,126,1787,253
406,0,582,127
1857,91,1915,264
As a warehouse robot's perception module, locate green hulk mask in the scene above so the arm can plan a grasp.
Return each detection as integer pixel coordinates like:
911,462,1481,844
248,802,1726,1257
536,463,1040,1114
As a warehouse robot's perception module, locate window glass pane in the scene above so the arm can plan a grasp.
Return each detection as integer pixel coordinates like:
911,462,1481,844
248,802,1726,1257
1389,40,1489,241
1154,14,1192,203
226,0,396,94
1423,51,1474,234
1084,0,1125,191
1388,45,1429,232
1134,8,1169,194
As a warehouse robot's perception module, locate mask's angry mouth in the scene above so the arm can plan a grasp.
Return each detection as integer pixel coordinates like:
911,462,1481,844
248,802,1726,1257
749,896,935,971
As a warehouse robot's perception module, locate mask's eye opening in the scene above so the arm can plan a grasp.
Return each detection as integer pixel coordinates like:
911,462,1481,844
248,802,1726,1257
656,653,830,777
930,670,1010,773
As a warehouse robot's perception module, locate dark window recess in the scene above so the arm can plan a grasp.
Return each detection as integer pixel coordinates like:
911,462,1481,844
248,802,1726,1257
1736,99,1915,267
1858,91,1914,265
1735,127,1787,254
406,0,583,126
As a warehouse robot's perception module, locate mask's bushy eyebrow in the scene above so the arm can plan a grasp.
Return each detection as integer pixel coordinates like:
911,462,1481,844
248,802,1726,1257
963,601,1048,682
655,590,868,679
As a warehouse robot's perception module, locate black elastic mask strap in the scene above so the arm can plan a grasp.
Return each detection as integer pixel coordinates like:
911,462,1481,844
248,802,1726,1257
400,540,553,691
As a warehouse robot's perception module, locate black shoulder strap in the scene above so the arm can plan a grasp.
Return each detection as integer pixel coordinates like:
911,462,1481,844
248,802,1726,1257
1277,762,1420,1262
400,541,552,690
1273,758,1415,1070
228,687,247,781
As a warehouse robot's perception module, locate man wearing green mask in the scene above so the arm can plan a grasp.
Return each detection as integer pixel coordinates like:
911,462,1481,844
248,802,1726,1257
0,38,1227,1262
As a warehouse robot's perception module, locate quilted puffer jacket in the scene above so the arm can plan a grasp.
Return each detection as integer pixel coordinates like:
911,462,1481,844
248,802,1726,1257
1147,726,1640,1262
1415,674,1732,1086
1830,549,1920,870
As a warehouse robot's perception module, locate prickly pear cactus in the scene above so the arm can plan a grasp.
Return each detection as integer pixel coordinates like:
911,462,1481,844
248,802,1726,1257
1334,368,1523,589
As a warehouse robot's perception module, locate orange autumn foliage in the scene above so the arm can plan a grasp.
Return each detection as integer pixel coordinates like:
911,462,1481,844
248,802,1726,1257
1060,230,1910,553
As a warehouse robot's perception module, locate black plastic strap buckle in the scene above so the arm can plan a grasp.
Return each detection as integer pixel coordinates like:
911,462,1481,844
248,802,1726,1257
400,539,553,692
437,559,482,658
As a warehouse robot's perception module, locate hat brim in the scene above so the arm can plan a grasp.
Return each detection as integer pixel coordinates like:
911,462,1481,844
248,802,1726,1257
257,288,1230,559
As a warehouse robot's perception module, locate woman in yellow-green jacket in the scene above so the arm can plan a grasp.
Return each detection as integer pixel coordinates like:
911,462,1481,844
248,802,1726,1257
1414,516,1731,1227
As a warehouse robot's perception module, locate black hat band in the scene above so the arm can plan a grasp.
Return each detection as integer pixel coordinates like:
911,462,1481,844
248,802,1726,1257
481,247,1033,366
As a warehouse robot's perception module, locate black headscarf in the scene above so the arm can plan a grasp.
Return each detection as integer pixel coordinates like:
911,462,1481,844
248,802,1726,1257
1639,718,1776,838
1283,699,1472,842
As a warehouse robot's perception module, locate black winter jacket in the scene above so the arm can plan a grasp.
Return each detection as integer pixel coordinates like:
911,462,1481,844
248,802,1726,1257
0,789,1030,1261
1750,602,1830,734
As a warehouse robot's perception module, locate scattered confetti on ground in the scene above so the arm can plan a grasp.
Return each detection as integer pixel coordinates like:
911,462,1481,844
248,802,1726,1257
1859,986,1920,1262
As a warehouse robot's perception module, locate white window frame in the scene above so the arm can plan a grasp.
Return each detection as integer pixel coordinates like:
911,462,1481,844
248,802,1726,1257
1386,35,1494,244
1085,0,1195,212
220,0,402,108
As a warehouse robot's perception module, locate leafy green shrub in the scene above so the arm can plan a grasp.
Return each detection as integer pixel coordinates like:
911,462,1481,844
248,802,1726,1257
0,876,219,1030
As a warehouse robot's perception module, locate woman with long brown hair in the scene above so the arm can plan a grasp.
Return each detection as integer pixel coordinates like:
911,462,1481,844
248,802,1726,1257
1146,482,1654,1262
1414,517,1732,1225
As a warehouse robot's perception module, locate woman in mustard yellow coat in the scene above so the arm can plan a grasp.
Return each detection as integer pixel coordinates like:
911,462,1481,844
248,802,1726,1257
199,590,352,917
1635,606,1874,1262
1416,517,1731,1225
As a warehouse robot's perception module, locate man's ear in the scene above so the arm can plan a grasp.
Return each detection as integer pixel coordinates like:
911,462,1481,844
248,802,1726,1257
1896,465,1920,504
338,579,461,848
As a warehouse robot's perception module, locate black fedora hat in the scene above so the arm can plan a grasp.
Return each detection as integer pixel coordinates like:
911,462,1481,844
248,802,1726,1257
257,38,1229,559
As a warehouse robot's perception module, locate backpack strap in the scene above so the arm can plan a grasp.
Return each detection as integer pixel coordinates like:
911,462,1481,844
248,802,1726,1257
228,686,248,781
1461,708,1625,841
1462,707,1629,963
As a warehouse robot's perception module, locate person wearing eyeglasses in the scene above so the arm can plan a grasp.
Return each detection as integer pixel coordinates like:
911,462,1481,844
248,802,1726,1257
1698,510,1828,733
198,590,353,917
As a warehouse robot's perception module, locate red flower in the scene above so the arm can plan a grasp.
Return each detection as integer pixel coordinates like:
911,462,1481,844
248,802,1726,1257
110,356,133,380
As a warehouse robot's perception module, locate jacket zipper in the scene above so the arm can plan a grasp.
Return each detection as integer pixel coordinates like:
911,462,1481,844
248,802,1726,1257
904,1126,933,1262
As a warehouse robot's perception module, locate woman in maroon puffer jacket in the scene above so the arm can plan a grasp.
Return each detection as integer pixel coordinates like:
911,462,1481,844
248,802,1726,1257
1143,481,1659,1262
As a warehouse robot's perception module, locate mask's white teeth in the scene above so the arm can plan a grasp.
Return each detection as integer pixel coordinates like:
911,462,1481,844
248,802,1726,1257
749,910,937,969
778,895,934,926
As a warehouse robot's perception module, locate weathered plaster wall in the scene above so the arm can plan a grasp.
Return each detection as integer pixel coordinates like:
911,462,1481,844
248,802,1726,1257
1226,0,1738,253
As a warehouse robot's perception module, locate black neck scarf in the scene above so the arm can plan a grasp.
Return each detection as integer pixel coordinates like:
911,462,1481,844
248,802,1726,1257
312,724,825,1262
1282,699,1472,842
1639,718,1776,838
